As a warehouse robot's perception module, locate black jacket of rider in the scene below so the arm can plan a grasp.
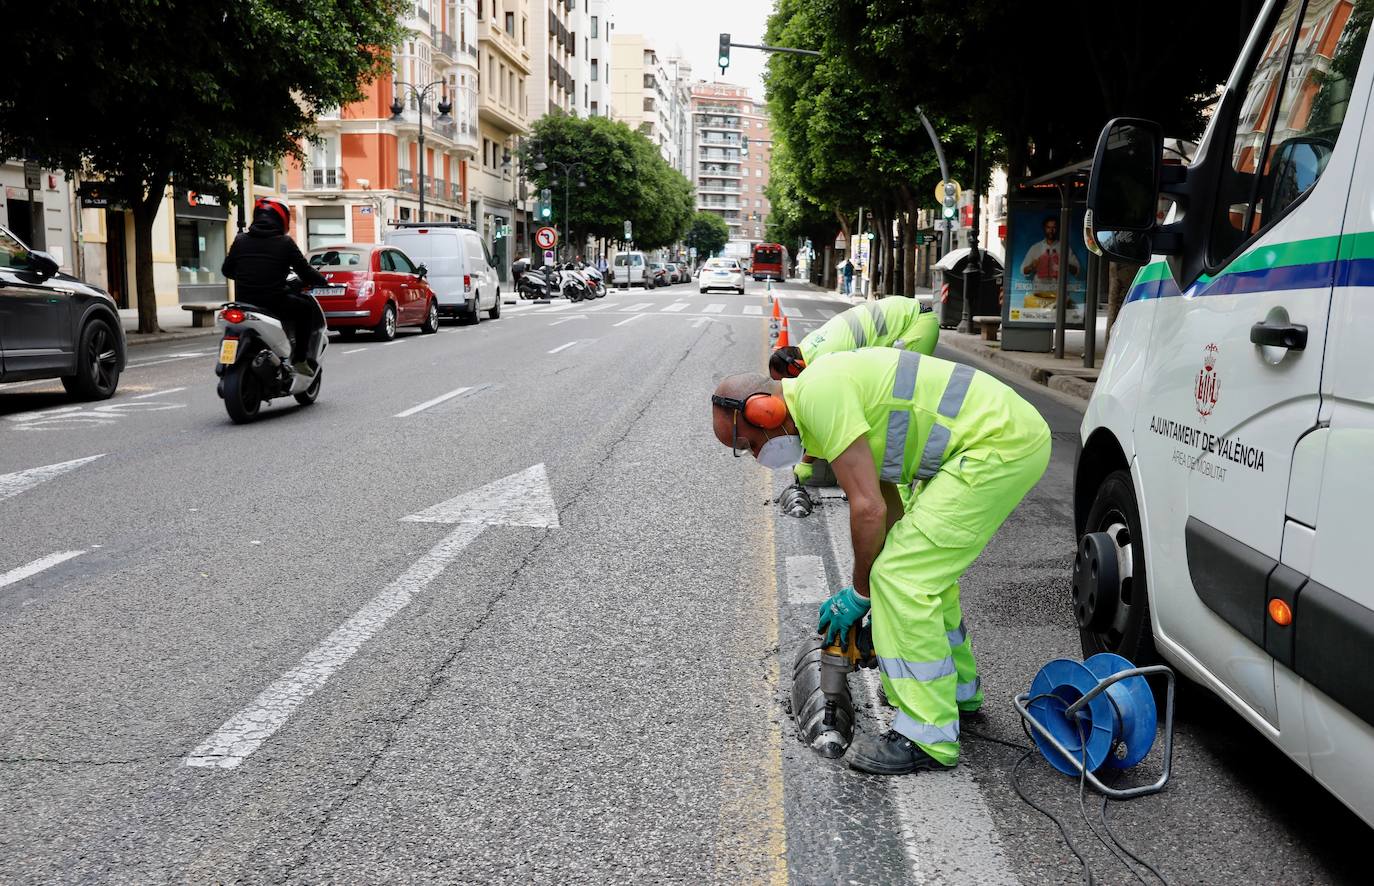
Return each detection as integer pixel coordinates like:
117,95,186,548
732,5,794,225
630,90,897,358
221,212,329,303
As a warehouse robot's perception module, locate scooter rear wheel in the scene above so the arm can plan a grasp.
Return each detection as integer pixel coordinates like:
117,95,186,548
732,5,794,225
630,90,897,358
294,368,323,406
223,363,263,424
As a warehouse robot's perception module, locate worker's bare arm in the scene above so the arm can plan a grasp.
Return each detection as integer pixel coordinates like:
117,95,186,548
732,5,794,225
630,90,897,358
830,437,885,598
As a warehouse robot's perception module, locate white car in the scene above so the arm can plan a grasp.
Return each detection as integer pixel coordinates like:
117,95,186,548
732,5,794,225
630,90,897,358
699,258,746,294
384,223,501,323
1078,0,1374,826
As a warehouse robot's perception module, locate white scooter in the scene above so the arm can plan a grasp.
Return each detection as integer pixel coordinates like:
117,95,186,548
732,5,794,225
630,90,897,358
214,283,326,424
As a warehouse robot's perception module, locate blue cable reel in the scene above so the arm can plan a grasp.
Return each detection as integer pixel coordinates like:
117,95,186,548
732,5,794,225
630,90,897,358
1016,653,1175,799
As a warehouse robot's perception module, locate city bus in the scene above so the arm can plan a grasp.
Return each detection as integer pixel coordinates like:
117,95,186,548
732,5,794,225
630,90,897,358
751,243,789,282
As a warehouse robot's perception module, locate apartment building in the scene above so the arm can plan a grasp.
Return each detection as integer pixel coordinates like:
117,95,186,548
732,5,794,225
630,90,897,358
587,0,613,117
282,0,481,251
531,0,612,118
690,83,772,243
610,35,684,169
473,0,532,276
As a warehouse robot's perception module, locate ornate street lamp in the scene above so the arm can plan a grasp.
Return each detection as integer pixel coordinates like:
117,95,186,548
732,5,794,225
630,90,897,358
391,80,453,220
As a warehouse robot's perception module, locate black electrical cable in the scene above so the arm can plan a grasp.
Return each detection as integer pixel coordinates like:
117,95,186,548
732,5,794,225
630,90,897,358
1008,694,1098,886
1101,794,1171,885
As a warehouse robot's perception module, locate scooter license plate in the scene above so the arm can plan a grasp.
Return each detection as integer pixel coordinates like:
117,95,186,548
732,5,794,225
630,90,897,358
219,339,239,364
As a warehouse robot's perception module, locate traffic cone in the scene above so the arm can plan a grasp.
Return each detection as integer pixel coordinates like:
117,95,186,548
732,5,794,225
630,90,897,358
769,296,782,343
775,314,791,349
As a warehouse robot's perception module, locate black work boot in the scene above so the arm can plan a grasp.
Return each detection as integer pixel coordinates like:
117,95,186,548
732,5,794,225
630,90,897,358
848,729,956,775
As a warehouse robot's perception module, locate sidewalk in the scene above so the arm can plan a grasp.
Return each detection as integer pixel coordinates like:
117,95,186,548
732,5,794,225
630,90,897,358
939,329,1101,401
119,306,221,348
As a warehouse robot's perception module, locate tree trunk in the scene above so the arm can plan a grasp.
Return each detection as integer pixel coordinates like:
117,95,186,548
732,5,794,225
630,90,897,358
900,189,918,297
132,173,168,335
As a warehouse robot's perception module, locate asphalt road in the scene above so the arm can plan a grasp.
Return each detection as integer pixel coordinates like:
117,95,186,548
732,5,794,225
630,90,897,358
0,277,1365,884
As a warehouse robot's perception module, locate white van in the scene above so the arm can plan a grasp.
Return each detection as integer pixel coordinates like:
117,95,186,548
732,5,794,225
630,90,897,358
1080,0,1374,825
612,251,647,288
384,223,501,322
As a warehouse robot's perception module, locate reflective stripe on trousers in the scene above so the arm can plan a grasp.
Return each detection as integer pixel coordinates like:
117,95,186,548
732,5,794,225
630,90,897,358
894,710,960,745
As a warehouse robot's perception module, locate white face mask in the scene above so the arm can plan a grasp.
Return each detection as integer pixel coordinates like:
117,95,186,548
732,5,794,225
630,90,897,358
757,433,804,470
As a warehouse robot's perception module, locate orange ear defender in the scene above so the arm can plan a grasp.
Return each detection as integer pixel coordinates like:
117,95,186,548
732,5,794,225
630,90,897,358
711,392,788,429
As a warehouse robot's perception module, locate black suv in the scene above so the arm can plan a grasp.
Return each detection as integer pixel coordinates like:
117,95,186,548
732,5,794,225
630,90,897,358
0,225,125,399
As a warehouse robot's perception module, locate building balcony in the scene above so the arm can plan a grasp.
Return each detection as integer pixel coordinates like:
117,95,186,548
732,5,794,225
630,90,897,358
478,98,528,136
436,32,457,60
479,20,532,74
696,182,740,194
304,166,344,190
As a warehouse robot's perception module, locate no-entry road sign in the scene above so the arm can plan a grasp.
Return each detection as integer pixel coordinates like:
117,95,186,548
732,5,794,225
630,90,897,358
535,226,559,250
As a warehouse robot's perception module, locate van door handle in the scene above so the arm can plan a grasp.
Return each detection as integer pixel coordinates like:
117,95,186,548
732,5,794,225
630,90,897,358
1250,320,1307,350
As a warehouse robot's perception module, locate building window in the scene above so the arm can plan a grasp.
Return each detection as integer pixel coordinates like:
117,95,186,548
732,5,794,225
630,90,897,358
505,11,514,35
305,207,346,251
590,101,598,116
175,219,227,289
591,59,598,82
253,164,275,188
591,15,598,37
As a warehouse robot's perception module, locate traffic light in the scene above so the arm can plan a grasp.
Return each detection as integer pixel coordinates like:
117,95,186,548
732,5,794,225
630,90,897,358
539,188,552,220
941,181,957,220
718,34,731,72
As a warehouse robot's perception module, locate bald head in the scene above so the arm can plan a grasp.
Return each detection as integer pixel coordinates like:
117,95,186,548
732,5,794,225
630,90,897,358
712,372,785,454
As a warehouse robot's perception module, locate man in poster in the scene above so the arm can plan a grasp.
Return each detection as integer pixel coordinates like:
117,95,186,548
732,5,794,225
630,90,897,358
1018,215,1080,309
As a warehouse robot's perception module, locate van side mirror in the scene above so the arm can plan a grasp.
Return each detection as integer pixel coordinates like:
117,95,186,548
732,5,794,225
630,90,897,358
1086,118,1165,264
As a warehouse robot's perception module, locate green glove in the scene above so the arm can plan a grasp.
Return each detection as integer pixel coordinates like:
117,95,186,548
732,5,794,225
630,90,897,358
793,461,814,485
817,586,870,646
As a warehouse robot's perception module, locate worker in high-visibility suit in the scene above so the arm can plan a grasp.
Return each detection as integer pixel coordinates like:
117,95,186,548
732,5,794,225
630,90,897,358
768,297,940,493
711,350,1050,773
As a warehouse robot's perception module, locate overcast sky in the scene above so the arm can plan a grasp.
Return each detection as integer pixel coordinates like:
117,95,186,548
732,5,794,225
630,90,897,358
610,1,775,100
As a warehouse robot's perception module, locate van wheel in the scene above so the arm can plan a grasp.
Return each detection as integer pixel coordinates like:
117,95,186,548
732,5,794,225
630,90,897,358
1075,470,1157,664
488,291,501,319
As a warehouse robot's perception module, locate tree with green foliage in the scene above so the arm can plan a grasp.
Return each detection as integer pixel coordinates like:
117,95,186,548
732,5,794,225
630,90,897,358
522,112,693,256
0,0,406,332
685,212,731,260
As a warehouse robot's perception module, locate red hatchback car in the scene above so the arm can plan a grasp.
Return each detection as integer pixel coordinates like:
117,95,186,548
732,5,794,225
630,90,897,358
307,244,441,341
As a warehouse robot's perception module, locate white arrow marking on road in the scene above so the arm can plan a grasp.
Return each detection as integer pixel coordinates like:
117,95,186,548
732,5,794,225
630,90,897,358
184,464,560,770
547,340,579,354
0,454,105,503
0,550,87,591
549,315,588,326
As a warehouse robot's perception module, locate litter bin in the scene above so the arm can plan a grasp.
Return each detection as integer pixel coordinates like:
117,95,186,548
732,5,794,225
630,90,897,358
933,249,1003,328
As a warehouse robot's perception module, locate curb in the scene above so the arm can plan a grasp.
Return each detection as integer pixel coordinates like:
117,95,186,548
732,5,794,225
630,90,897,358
938,331,1097,403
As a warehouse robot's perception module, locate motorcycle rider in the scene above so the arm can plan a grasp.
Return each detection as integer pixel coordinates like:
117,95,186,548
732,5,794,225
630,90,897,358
221,197,329,374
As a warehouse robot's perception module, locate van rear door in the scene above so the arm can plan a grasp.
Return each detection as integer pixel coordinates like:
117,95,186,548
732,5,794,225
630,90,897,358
1132,0,1367,735
389,230,465,310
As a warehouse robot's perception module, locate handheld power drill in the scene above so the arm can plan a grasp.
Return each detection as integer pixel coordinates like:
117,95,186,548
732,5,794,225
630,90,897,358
813,622,876,757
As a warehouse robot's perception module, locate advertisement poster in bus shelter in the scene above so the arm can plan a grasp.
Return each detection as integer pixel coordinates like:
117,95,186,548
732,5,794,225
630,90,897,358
1004,202,1089,328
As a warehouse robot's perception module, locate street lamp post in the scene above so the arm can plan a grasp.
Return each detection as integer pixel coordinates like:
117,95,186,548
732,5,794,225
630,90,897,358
533,154,586,262
391,81,453,222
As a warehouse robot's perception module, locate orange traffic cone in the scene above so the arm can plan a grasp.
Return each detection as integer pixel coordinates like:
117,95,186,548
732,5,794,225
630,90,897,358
775,314,791,349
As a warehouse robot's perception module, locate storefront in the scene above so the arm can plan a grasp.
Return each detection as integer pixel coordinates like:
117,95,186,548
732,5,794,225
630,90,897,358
174,188,230,303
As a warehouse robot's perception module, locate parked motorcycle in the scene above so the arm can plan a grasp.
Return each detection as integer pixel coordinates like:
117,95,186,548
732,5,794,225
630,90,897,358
518,265,556,300
581,263,607,298
214,283,326,424
558,263,590,302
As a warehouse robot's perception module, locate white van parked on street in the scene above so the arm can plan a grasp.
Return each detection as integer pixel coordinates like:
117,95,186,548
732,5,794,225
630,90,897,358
384,223,501,323
612,251,647,288
1079,0,1374,826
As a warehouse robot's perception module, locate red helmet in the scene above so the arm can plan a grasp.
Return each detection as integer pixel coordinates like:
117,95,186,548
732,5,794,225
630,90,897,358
254,196,290,232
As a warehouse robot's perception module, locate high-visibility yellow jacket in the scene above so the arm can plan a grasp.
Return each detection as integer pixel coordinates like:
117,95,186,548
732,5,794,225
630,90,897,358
799,298,939,364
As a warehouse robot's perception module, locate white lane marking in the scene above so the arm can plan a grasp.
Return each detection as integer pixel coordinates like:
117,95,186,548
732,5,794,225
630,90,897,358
743,305,763,316
125,352,211,370
703,304,726,314
0,550,86,590
613,314,647,328
184,522,487,769
0,454,105,503
662,302,689,313
581,303,616,312
620,302,652,312
547,341,579,354
341,347,369,355
818,310,837,318
394,386,474,418
535,302,577,313
186,465,560,769
784,555,827,605
691,317,713,328
382,339,405,346
549,316,587,327
133,387,187,400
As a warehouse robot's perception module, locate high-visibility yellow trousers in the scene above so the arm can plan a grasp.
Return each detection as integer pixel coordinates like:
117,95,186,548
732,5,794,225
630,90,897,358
869,437,1051,766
